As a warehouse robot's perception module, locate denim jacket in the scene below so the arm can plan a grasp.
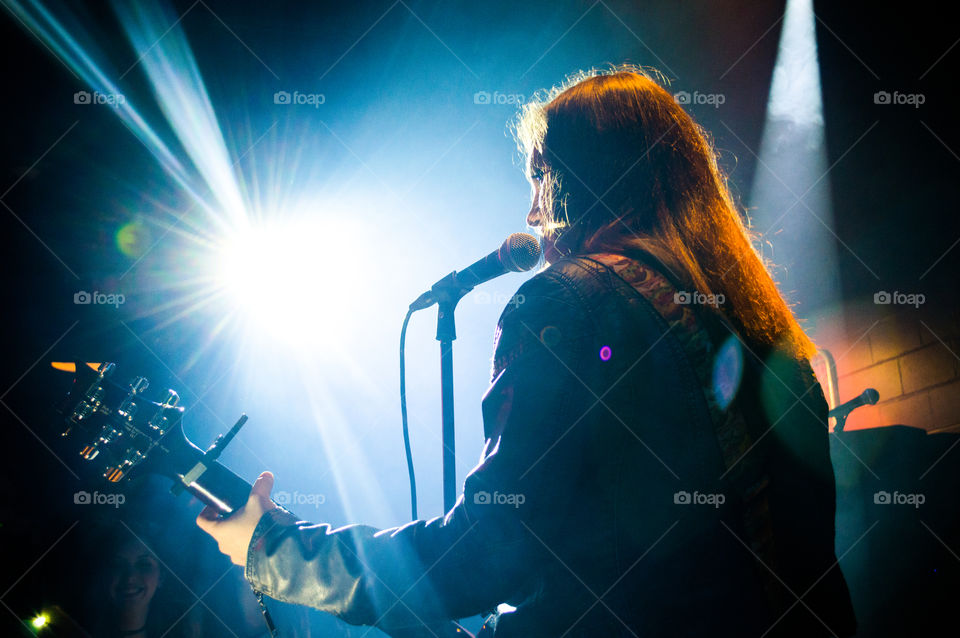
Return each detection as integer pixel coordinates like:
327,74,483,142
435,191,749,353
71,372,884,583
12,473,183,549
244,254,856,638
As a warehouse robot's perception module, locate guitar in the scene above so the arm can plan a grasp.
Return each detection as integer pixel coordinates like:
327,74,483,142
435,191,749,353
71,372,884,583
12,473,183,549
57,361,474,638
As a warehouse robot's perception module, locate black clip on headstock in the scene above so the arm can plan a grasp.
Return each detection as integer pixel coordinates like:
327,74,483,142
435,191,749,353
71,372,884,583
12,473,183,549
171,414,249,505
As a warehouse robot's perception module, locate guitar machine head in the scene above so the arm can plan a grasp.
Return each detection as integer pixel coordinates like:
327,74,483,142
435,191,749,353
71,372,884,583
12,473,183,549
60,361,183,484
58,362,253,514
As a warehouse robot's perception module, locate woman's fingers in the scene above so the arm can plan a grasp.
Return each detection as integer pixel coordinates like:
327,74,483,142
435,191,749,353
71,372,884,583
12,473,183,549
195,471,276,568
196,504,221,532
250,471,275,505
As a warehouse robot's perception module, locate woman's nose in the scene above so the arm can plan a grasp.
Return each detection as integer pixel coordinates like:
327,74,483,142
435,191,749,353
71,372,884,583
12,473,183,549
526,203,541,228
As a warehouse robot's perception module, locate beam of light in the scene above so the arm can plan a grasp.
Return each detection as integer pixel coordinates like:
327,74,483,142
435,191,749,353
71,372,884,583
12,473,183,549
766,0,824,129
9,0,509,546
750,1,876,595
4,0,400,532
2,0,225,228
4,0,290,348
748,0,840,313
112,0,245,228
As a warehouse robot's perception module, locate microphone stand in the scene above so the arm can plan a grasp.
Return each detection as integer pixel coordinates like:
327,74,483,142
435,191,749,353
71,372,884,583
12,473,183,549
429,272,472,513
408,233,540,514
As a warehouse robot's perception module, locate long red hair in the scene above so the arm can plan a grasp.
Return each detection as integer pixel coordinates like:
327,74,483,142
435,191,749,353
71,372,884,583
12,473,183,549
515,66,815,360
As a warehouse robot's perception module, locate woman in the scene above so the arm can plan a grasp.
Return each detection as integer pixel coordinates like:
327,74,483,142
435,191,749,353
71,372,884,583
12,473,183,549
105,536,165,637
87,526,201,638
197,66,856,637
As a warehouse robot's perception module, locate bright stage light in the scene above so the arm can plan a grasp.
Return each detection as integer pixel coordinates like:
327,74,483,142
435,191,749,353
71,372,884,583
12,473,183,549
213,216,374,345
30,613,49,630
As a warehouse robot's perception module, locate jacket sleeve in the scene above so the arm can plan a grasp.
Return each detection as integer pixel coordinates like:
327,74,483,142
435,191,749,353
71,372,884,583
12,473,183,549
243,269,595,633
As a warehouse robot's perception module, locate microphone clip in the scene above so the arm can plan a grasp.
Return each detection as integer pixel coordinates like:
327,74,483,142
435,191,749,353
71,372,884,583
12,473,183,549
409,270,474,315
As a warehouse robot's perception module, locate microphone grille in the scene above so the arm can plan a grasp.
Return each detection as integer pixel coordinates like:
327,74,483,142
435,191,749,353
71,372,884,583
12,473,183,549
863,388,880,405
500,233,542,272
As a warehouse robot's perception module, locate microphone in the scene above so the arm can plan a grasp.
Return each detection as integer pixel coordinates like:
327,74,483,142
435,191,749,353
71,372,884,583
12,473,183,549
828,388,880,420
410,233,541,311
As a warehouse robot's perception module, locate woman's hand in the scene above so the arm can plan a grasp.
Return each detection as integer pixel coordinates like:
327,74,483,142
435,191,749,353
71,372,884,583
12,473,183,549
196,471,278,567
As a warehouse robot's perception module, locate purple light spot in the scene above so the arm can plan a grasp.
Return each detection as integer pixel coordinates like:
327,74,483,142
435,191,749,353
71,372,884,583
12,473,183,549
712,336,743,410
599,345,612,361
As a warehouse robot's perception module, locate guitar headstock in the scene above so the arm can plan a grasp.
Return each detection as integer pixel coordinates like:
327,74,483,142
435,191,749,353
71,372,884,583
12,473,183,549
58,361,188,485
58,362,255,514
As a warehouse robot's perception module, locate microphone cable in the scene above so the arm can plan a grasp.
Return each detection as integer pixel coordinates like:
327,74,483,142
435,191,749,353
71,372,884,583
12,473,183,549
398,233,540,522
399,307,418,520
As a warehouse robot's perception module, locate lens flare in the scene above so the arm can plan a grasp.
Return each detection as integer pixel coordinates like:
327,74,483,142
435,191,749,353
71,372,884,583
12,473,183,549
115,220,152,258
712,335,744,411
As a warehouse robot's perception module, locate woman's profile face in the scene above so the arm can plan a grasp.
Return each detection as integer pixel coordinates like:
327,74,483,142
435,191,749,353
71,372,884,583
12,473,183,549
108,539,161,610
526,173,561,263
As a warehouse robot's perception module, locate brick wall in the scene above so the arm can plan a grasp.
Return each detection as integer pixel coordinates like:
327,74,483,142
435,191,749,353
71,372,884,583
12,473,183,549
809,302,960,433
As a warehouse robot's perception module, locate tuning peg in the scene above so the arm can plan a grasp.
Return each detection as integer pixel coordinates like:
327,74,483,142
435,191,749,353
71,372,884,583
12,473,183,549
161,389,179,408
147,390,180,434
79,424,123,461
130,376,150,395
117,377,149,422
104,449,144,483
97,362,116,378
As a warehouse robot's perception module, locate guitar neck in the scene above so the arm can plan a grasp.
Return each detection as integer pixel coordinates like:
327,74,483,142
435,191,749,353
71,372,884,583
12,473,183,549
183,459,255,515
164,437,258,516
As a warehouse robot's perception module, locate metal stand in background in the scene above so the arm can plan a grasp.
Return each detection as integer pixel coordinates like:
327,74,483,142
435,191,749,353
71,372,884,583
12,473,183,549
431,273,471,513
828,387,880,433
